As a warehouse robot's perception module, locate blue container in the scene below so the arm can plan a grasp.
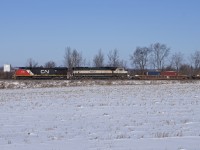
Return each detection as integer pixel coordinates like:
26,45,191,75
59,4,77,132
146,71,161,76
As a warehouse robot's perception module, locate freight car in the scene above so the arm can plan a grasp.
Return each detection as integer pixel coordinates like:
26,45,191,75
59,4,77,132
71,67,128,79
14,67,68,79
192,74,200,79
131,70,189,80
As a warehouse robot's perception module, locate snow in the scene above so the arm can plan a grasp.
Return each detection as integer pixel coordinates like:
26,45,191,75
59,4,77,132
0,79,199,89
0,82,200,149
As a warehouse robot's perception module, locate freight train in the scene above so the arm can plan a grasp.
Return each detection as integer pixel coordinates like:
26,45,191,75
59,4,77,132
13,67,195,80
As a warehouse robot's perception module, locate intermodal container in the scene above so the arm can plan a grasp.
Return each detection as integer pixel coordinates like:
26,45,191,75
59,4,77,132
146,71,161,76
161,71,178,76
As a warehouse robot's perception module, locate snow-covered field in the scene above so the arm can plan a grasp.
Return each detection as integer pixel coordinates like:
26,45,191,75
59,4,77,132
0,82,200,150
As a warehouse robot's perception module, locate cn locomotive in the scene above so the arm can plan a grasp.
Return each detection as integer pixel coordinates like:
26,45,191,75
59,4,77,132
13,67,128,79
14,67,69,79
72,67,128,79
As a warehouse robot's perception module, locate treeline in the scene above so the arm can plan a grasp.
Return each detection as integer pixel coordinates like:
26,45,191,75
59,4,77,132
24,42,200,75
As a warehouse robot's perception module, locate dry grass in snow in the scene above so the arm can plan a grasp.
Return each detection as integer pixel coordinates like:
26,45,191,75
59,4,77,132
0,82,200,150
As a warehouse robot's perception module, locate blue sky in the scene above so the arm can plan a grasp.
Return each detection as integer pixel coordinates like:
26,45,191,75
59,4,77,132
0,0,200,67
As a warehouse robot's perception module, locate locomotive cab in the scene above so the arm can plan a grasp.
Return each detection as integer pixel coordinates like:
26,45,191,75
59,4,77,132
113,68,128,74
113,68,128,79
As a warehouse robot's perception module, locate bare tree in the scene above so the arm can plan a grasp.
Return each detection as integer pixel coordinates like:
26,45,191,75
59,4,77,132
64,47,84,69
119,60,127,68
150,43,170,70
107,49,120,67
171,52,184,71
72,49,82,67
93,49,104,67
179,64,192,76
26,58,38,67
44,61,56,68
191,50,200,70
64,47,72,68
130,47,151,72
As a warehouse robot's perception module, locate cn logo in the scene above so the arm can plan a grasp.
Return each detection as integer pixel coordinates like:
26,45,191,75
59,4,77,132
41,70,50,74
